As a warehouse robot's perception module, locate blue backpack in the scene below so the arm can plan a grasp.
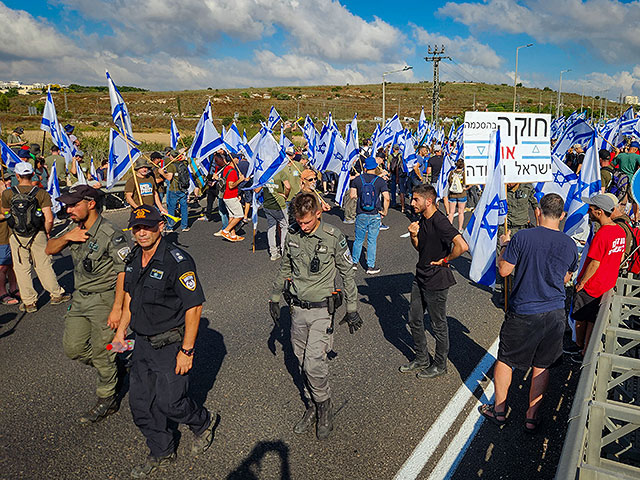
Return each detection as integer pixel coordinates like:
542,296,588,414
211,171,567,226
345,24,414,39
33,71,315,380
360,176,378,212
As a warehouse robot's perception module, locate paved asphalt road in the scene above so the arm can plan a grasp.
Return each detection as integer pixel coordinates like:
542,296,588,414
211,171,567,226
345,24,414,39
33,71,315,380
0,198,580,479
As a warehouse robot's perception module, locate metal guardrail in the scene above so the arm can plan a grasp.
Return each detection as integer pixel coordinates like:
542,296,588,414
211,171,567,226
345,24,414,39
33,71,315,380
556,277,640,480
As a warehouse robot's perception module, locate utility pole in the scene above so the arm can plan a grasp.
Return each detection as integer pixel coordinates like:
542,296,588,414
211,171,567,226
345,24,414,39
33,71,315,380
424,45,451,126
472,92,476,111
538,91,542,113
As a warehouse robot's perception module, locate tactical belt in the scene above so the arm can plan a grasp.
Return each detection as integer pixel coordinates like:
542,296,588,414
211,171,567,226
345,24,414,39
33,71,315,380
145,325,185,349
290,297,329,309
78,289,111,296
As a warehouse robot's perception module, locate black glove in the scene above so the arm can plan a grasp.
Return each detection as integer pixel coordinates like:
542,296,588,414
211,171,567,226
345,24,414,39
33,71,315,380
269,301,280,326
339,311,363,334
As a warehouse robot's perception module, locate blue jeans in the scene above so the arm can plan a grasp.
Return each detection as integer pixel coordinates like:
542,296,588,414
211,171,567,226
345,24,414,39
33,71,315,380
167,190,188,230
219,199,229,229
352,213,381,268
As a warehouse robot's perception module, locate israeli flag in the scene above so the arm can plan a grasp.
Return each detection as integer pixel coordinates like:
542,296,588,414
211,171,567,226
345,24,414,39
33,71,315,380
170,118,180,150
267,106,281,131
246,128,265,175
436,146,461,200
74,160,88,185
616,110,640,147
280,123,294,151
564,131,601,237
374,114,403,153
316,124,338,172
417,107,427,142
188,100,223,169
41,87,75,166
552,118,594,164
90,156,97,180
251,190,263,232
249,129,288,189
463,129,507,288
303,115,318,165
107,129,140,189
223,123,244,154
534,154,578,207
336,115,359,206
106,70,137,143
0,138,21,170
402,130,418,174
46,159,62,214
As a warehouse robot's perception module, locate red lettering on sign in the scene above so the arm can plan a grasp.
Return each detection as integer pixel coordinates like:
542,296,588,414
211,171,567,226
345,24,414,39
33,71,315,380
501,146,515,160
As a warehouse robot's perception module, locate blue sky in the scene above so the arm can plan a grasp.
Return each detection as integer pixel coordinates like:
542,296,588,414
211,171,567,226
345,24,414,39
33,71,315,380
1,0,639,98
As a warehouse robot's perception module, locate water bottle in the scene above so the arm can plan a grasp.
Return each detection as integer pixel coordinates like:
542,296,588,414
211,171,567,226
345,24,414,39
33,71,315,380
106,339,135,352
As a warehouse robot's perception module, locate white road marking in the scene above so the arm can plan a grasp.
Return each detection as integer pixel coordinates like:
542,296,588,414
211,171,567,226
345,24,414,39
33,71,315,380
427,382,495,480
393,337,499,480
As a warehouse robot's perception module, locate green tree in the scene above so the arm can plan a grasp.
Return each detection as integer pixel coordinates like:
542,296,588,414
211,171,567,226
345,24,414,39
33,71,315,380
0,94,9,112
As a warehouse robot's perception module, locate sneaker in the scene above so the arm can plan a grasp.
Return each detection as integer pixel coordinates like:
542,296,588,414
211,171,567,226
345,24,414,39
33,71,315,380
191,415,215,456
131,453,176,479
563,343,581,355
570,352,584,364
182,227,190,232
50,293,71,305
343,219,355,224
270,253,282,261
19,302,37,313
229,234,244,242
380,224,390,231
352,264,358,271
220,230,233,241
399,360,430,373
197,215,207,221
213,230,224,237
366,267,381,275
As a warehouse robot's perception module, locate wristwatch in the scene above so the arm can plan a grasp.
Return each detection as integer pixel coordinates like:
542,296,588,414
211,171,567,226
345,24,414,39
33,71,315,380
180,347,195,357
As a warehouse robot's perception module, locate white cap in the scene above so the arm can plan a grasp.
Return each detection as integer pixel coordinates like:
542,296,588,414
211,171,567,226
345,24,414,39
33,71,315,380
15,162,34,176
285,146,295,155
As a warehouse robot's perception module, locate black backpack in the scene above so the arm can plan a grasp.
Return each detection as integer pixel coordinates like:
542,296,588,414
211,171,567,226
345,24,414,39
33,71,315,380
175,162,191,191
602,166,629,202
6,186,44,237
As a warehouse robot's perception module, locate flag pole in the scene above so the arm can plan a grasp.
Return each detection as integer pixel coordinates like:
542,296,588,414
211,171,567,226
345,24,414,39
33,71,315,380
41,130,46,159
115,112,143,206
503,184,508,313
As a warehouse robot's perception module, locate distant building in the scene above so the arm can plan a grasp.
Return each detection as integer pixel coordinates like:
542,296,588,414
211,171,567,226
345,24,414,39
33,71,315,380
0,80,47,95
623,95,639,105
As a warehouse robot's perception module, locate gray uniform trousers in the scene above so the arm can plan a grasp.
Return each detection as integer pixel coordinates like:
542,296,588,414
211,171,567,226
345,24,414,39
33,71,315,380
290,306,333,403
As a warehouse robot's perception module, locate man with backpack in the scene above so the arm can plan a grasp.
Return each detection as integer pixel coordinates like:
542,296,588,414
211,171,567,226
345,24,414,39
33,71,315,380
1,162,70,312
600,148,629,202
158,150,191,232
349,156,390,274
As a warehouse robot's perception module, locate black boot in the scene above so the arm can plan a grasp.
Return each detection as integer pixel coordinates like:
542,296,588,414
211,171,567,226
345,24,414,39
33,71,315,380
293,405,316,434
416,363,448,379
78,395,118,424
316,399,333,440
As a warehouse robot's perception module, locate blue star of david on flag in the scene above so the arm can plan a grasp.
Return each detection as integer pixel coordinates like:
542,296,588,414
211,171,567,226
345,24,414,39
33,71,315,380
317,142,327,154
254,153,264,172
479,195,507,239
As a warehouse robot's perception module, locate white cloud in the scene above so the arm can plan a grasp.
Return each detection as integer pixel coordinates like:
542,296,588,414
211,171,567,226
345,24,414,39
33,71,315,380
411,25,504,69
438,0,640,64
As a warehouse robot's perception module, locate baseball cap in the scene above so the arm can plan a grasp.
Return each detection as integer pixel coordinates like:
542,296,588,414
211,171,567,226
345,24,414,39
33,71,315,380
393,144,400,150
14,127,24,134
14,162,34,175
75,150,85,158
285,146,295,155
134,158,151,170
57,184,104,204
630,141,640,149
17,149,31,159
364,156,378,170
64,124,75,133
128,205,164,228
584,193,616,213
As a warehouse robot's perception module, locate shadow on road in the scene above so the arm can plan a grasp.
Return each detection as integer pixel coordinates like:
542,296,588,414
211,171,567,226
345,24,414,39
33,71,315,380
360,273,488,380
189,318,227,407
0,311,21,340
226,440,292,480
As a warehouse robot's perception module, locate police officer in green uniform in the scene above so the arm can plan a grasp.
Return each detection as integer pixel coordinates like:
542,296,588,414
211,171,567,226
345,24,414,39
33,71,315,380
112,205,214,478
269,192,362,440
45,185,130,423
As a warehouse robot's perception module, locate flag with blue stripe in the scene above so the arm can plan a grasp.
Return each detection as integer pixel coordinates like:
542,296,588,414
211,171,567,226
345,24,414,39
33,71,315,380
534,154,578,207
336,115,359,206
106,70,138,144
267,106,281,131
188,100,223,169
552,118,594,164
223,123,244,154
170,118,180,150
249,129,288,189
463,129,507,288
564,131,601,236
107,128,140,189
436,145,461,200
0,139,20,170
46,159,62,214
41,87,75,166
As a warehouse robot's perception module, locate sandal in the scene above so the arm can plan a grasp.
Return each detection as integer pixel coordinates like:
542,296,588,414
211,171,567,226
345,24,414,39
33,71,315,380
0,293,18,305
9,289,20,300
478,404,506,426
523,416,541,434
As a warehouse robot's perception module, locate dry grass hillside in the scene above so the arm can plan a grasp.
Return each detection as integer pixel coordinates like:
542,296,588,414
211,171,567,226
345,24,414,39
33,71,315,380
1,81,630,145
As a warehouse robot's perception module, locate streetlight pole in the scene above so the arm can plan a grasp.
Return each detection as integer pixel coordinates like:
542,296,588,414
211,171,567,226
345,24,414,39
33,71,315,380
382,65,412,123
513,43,533,112
556,69,571,118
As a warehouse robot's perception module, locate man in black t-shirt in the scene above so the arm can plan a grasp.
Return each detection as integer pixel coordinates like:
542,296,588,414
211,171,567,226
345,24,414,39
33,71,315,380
427,144,444,185
399,184,468,378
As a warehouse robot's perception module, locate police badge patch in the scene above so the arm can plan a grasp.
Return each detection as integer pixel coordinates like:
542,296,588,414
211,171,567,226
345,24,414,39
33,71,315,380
117,247,131,261
179,271,197,291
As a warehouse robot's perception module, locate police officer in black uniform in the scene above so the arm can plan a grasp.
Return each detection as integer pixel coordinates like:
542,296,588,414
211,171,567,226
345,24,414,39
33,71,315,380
112,206,214,478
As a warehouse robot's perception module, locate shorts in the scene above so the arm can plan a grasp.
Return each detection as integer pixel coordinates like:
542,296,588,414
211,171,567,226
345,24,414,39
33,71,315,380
224,196,244,219
398,175,410,195
448,196,467,203
572,289,601,324
497,308,565,370
241,189,252,204
0,244,12,265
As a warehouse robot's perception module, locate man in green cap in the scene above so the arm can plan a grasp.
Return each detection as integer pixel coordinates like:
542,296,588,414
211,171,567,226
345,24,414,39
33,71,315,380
45,184,130,423
125,158,167,213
